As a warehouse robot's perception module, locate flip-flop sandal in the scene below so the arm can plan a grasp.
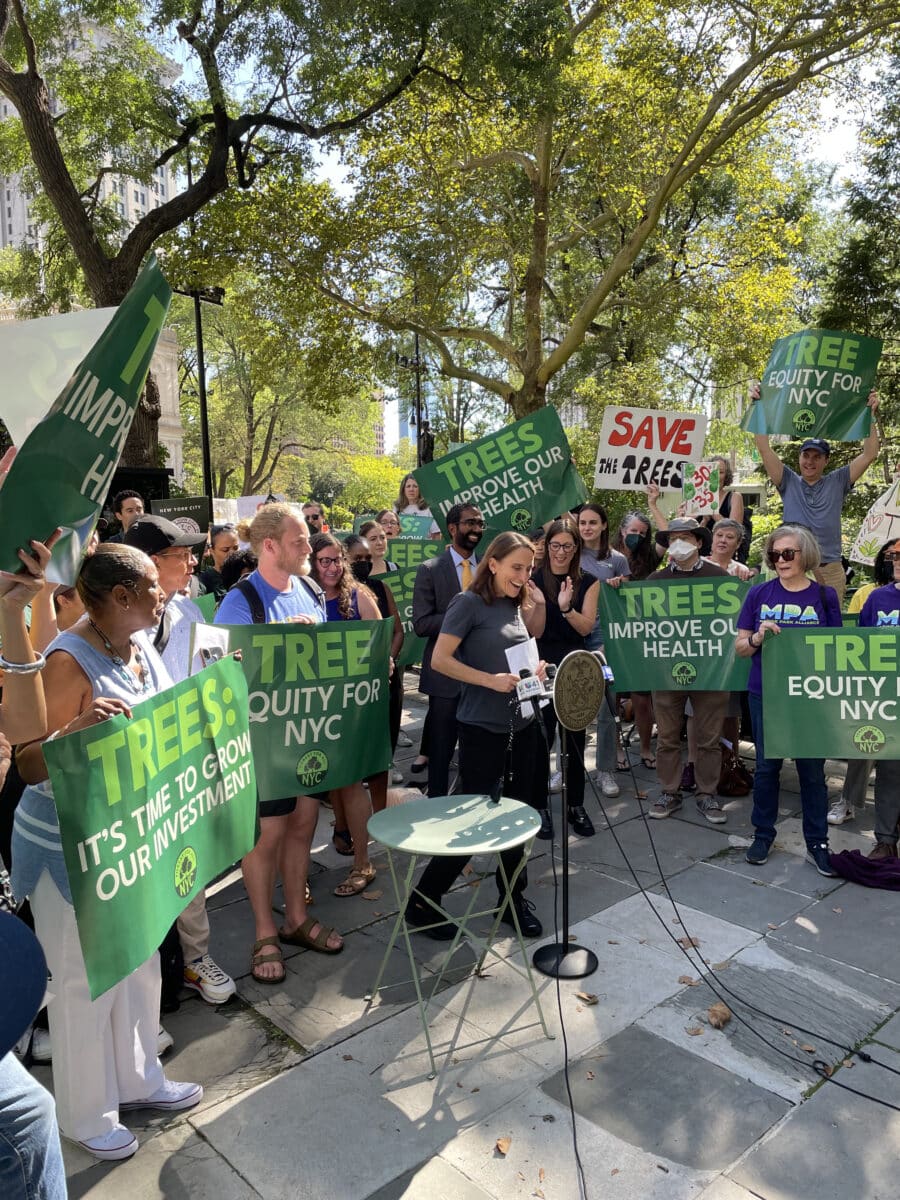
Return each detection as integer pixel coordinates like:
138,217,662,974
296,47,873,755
334,866,376,897
250,936,285,985
616,759,630,772
279,916,343,954
332,829,354,856
640,757,657,769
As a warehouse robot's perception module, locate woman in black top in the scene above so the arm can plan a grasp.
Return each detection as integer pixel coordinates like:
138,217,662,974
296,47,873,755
529,518,600,838
199,524,239,601
406,532,548,940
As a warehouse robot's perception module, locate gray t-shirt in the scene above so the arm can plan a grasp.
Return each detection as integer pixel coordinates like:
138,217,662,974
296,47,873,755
580,547,630,582
440,590,531,733
777,464,851,563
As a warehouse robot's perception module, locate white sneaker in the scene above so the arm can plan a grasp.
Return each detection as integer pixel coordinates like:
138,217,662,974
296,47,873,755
78,1123,138,1161
391,762,404,784
157,1025,174,1055
31,1028,52,1063
120,1080,203,1112
184,954,236,1004
827,800,853,825
597,771,620,798
549,771,563,794
396,731,413,747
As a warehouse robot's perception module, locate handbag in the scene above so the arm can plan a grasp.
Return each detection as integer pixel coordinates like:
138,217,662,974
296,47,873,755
718,749,754,797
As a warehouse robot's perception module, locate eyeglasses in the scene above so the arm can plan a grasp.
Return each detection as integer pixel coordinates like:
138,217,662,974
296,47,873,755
316,556,343,568
157,548,194,560
548,542,576,553
767,548,798,564
459,519,485,528
884,552,900,563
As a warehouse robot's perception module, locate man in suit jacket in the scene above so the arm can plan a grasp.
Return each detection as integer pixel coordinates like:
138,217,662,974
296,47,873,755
412,503,485,796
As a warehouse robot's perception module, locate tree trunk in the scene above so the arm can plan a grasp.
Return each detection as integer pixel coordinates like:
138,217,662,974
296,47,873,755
121,371,161,467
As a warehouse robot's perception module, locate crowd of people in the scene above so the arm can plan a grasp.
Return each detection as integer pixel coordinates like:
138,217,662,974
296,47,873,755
2,385,896,1191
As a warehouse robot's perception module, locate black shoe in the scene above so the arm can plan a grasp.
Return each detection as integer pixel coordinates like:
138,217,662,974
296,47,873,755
499,895,543,938
404,898,457,941
806,842,838,878
536,808,554,840
567,805,595,838
745,836,770,865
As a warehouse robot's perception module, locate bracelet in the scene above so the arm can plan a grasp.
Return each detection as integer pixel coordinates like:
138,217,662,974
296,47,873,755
560,606,572,615
0,651,46,675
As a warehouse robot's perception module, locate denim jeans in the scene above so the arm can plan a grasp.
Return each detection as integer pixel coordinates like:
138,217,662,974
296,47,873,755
748,691,828,848
0,1053,66,1200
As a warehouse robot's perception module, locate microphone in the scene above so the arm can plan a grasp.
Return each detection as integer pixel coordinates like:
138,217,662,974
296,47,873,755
515,667,545,705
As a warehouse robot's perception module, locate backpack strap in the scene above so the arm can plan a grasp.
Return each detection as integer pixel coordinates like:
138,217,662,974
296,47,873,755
235,577,266,624
298,575,327,618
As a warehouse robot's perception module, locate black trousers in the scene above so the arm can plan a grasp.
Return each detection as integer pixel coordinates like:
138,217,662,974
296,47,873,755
424,693,460,798
414,719,547,905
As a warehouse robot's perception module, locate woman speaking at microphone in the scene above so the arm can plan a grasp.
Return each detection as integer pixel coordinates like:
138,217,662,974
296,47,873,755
404,532,548,940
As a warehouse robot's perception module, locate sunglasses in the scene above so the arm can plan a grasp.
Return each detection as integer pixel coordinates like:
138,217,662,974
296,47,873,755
883,551,900,563
767,548,798,564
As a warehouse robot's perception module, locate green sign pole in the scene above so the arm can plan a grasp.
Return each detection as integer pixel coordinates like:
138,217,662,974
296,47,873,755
44,657,256,999
763,627,900,759
220,620,393,798
741,328,882,441
0,256,172,582
412,407,586,539
598,577,751,691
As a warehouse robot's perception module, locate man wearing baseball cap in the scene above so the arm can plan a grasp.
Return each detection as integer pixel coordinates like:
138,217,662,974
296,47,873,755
752,386,880,605
124,515,237,1010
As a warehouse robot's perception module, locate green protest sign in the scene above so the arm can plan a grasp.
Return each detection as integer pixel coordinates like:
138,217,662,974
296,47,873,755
763,627,900,759
741,328,882,441
375,566,427,667
44,657,256,999
195,592,218,621
220,619,393,799
398,513,434,538
0,256,172,582
598,577,751,691
386,537,444,570
353,512,377,533
413,407,586,538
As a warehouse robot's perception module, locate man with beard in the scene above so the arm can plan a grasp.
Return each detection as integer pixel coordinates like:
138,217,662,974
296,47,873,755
412,503,484,797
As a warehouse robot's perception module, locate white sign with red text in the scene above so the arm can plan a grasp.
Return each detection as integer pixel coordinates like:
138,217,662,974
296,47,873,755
593,407,708,492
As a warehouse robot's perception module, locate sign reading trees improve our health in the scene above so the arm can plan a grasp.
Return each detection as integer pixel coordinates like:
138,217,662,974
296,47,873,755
598,577,751,691
741,328,882,441
44,657,256,998
594,408,708,492
220,620,393,798
763,628,900,759
412,407,586,538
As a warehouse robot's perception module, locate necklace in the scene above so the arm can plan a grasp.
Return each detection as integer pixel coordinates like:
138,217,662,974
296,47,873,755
88,618,149,694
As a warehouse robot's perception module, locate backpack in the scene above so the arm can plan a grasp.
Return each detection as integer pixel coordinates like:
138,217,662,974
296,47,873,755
234,575,325,624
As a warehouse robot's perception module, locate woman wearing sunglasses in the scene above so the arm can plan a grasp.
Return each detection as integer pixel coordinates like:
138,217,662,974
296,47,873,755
736,524,842,876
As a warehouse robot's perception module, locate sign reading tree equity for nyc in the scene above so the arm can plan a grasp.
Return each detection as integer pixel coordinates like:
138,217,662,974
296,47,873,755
741,328,882,442
412,407,587,538
0,255,172,583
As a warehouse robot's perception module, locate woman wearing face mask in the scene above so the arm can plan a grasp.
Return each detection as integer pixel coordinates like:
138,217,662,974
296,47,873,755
609,510,658,766
345,535,405,802
309,534,385,892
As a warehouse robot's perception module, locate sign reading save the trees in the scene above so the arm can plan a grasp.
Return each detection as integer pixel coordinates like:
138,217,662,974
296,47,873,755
44,658,256,998
412,407,586,538
220,620,393,799
741,328,882,441
763,628,900,759
594,407,708,492
598,577,751,691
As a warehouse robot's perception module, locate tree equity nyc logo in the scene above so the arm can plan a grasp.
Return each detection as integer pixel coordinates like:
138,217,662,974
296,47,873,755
792,407,817,434
671,661,698,687
296,750,329,789
853,724,886,755
174,847,198,898
509,508,532,532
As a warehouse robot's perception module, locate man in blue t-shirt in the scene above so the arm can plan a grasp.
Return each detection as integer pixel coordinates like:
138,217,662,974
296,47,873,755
751,384,880,606
215,504,340,984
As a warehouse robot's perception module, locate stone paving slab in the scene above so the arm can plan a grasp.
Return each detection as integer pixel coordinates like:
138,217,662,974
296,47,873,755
770,883,900,984
191,1003,542,1200
566,813,734,887
541,1025,791,1172
587,894,760,967
439,1085,713,1200
730,1056,900,1200
638,937,891,1102
705,848,847,899
365,1156,494,1200
775,815,874,858
649,861,819,934
873,1010,900,1050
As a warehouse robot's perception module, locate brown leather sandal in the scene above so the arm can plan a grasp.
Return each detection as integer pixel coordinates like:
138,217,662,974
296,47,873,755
250,936,285,984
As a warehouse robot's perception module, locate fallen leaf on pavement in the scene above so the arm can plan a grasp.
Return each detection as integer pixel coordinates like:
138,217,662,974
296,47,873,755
678,975,700,986
677,936,701,949
342,1054,353,1061
575,992,599,1005
586,1070,595,1080
362,890,383,901
607,939,620,945
611,1168,620,1176
685,1026,704,1036
539,1167,546,1183
712,961,729,970
832,907,842,914
533,1191,545,1199
495,1136,512,1156
800,1043,816,1053
842,1059,854,1069
708,1002,732,1029
767,923,778,930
